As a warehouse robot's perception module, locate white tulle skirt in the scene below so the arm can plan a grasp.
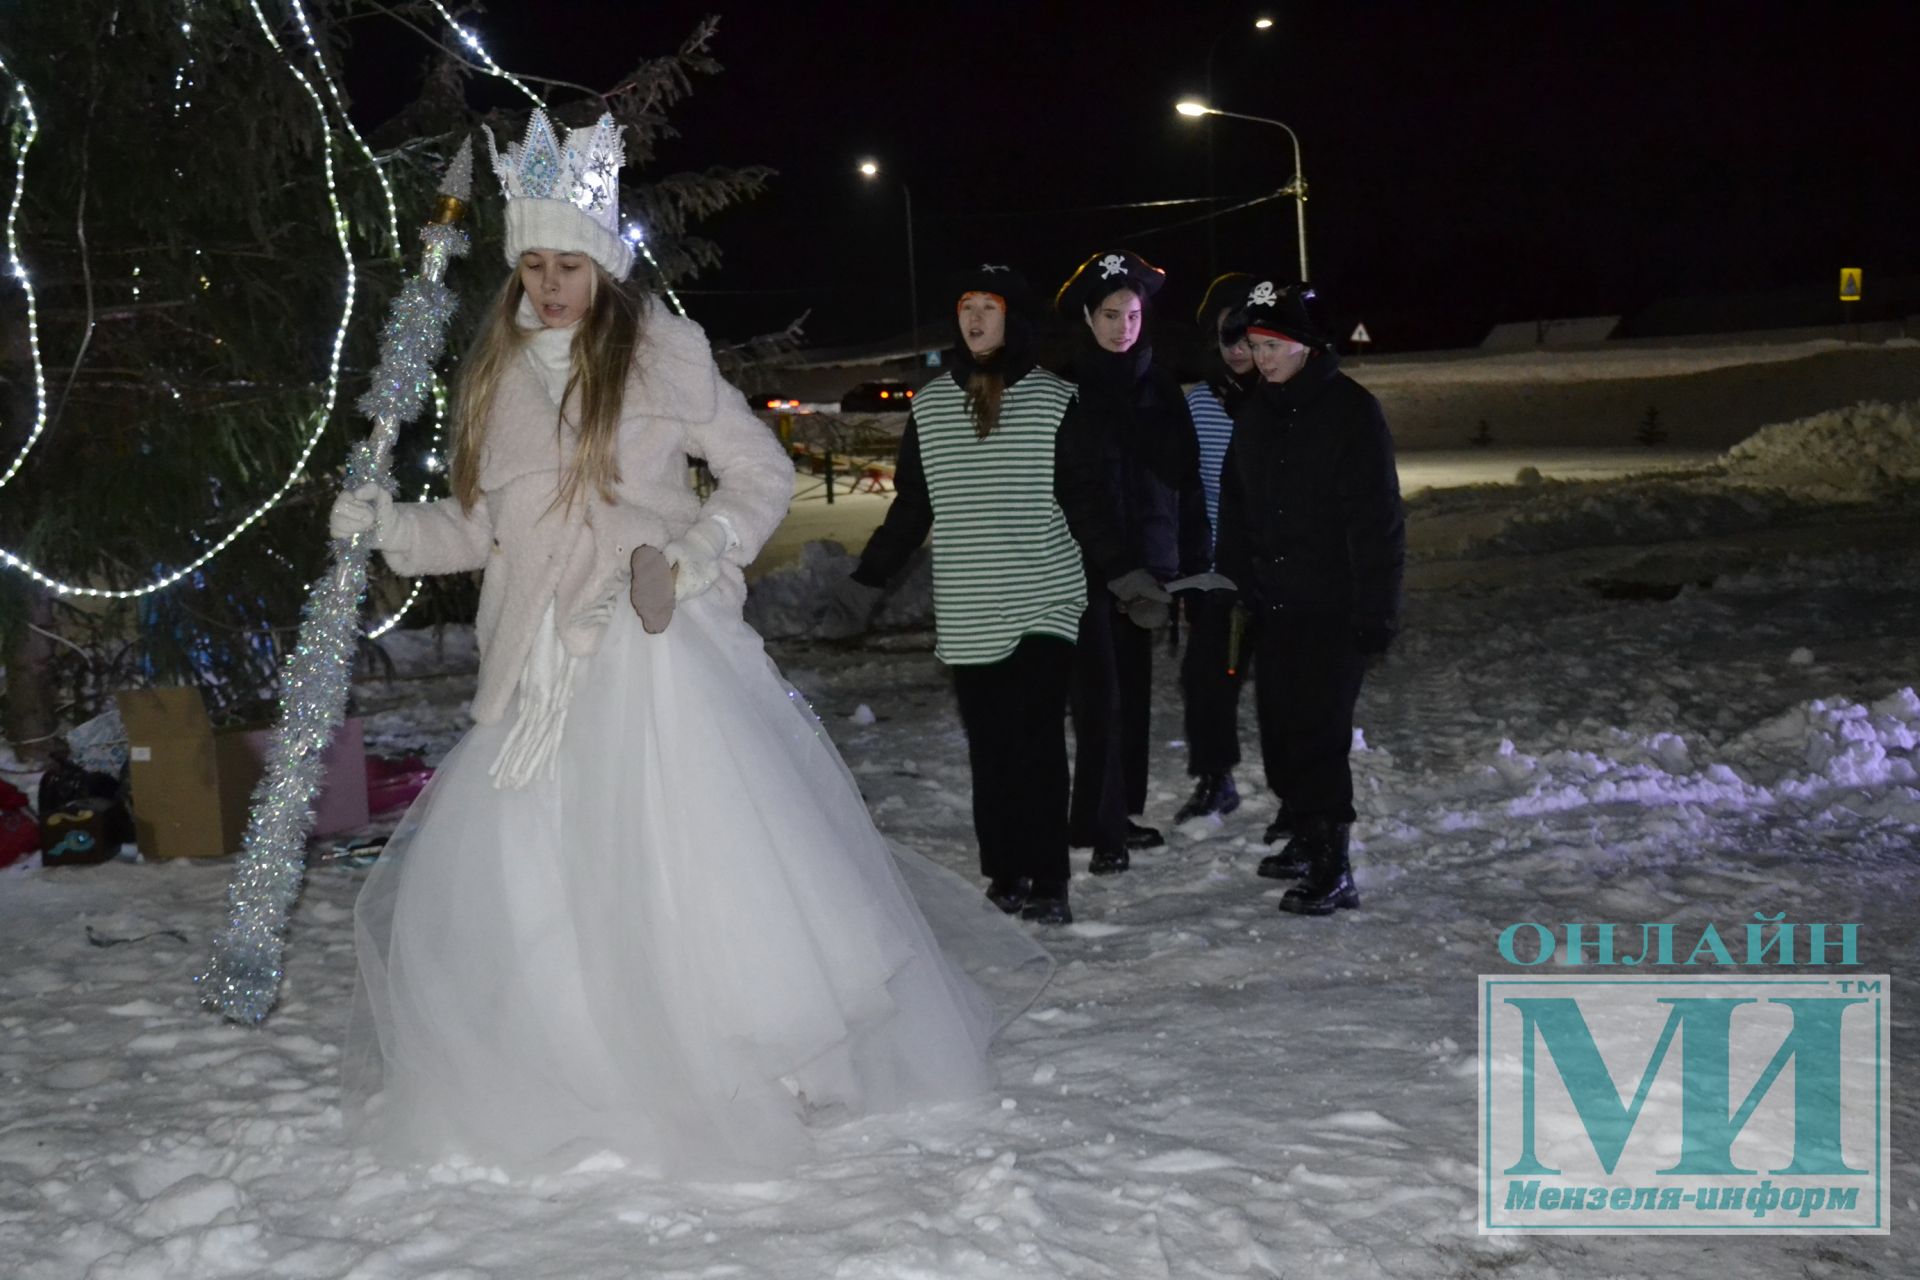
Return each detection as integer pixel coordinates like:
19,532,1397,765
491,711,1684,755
344,590,1051,1177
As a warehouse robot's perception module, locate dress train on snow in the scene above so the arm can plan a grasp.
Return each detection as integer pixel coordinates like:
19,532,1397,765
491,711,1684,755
344,590,1050,1175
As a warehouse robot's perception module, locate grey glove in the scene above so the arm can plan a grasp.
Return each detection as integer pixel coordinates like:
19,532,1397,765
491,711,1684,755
1124,596,1171,631
1106,569,1173,631
817,575,883,640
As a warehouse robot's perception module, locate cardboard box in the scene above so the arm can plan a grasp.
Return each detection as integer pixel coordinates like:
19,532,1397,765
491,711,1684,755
115,688,368,859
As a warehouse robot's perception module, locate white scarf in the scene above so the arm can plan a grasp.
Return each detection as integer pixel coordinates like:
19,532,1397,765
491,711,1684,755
516,295,577,408
488,301,617,790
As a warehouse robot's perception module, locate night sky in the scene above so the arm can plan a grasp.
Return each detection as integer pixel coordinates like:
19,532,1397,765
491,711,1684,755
355,1,1920,354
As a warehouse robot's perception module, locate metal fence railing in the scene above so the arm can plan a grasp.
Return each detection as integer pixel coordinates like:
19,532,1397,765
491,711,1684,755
761,411,908,504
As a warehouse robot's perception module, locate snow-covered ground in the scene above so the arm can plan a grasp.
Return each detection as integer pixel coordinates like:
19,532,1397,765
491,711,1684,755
2,401,1917,1278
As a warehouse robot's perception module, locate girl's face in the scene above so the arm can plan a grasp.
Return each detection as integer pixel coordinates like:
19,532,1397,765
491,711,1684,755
1217,313,1254,376
1084,288,1143,353
1249,332,1310,383
957,293,1007,356
520,250,594,328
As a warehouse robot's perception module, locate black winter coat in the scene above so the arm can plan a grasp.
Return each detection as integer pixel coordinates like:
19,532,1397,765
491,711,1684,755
1061,345,1211,584
1214,351,1405,633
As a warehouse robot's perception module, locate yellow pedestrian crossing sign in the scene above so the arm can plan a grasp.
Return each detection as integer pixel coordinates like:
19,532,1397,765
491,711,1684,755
1839,268,1863,302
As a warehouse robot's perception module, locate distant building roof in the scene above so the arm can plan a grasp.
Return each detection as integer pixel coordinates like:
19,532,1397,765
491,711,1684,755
1481,316,1621,349
764,330,945,371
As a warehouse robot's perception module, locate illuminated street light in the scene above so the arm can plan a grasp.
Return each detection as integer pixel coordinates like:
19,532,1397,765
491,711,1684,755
857,158,920,362
1175,101,1309,283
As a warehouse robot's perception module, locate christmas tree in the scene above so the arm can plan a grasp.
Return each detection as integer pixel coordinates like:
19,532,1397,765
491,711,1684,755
0,1,768,759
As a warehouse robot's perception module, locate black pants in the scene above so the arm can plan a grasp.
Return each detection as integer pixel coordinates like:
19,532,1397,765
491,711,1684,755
1068,598,1152,846
1180,592,1249,777
1250,611,1366,824
950,635,1074,885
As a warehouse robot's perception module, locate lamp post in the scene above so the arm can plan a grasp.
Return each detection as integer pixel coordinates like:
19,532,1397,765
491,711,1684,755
858,159,919,365
1202,15,1275,280
1177,100,1308,283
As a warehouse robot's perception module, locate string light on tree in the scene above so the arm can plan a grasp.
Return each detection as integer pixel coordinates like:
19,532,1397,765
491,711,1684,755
0,53,46,493
625,221,686,318
423,0,688,317
0,1,359,599
287,0,399,258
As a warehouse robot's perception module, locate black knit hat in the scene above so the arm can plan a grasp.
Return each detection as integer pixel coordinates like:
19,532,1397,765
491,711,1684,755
947,262,1039,369
950,262,1037,318
1241,278,1327,349
1195,272,1254,329
1054,249,1166,316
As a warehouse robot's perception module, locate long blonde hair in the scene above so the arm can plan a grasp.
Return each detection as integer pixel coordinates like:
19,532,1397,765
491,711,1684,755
450,262,647,513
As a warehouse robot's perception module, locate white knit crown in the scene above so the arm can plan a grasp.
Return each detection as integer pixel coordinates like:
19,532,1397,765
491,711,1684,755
486,109,633,281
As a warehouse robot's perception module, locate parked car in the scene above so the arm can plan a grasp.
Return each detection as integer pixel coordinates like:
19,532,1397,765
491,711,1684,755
749,392,805,411
839,381,915,413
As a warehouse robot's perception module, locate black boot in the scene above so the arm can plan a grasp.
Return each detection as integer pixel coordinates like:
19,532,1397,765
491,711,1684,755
1279,821,1360,915
1174,773,1241,822
985,876,1031,914
1021,880,1073,925
1256,832,1312,880
1089,844,1130,875
1124,821,1164,850
1261,805,1293,845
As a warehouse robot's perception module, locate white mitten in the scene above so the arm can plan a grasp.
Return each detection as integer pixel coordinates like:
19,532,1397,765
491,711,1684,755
662,516,735,602
329,483,399,547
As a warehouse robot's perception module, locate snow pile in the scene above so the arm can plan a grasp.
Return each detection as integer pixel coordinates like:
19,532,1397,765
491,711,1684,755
1410,400,1920,559
746,539,934,638
1453,479,1795,557
1448,688,1920,828
1728,686,1920,805
1724,398,1920,494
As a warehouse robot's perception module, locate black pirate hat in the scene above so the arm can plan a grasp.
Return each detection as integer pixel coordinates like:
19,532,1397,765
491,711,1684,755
1241,278,1328,349
1054,249,1166,316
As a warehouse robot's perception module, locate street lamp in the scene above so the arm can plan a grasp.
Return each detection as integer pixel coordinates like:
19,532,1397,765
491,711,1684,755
857,158,920,365
1202,15,1275,278
1176,100,1309,284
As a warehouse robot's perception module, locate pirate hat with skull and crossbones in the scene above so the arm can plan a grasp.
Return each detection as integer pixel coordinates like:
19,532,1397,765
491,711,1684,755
1054,248,1166,316
1241,278,1326,348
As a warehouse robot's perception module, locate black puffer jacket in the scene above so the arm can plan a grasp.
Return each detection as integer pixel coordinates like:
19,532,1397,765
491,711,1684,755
1214,351,1405,633
1062,344,1210,583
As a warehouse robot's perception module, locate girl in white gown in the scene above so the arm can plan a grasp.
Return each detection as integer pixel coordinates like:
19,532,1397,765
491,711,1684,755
334,111,1049,1177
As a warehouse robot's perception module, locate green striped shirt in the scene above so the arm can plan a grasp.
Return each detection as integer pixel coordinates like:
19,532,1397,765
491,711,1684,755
913,370,1088,665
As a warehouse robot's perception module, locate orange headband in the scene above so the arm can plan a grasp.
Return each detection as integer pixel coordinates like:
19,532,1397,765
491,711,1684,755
958,291,1007,312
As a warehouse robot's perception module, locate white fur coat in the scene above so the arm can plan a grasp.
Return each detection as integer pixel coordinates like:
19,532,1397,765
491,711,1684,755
381,304,792,725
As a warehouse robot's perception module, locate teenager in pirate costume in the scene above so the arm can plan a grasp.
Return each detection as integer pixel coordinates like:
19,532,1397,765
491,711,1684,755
820,264,1144,926
1173,273,1260,827
336,113,1049,1176
1213,280,1404,915
1055,250,1209,875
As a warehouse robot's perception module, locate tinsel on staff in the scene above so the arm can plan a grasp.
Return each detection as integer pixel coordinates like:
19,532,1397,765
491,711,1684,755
199,141,475,1026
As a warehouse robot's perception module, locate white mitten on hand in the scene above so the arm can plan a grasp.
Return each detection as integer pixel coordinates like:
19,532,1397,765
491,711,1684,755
329,484,398,546
663,516,735,602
